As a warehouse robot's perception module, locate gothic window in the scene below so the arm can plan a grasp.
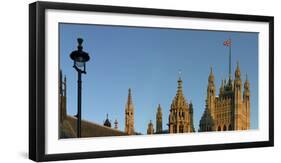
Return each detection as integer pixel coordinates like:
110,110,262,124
223,125,227,131
179,125,184,133
228,124,232,130
218,126,221,131
210,90,214,96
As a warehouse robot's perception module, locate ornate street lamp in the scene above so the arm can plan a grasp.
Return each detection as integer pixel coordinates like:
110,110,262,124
70,38,90,138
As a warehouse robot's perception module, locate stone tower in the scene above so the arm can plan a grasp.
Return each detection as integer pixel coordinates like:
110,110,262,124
243,74,251,129
199,61,251,132
234,62,243,130
199,67,216,132
156,104,163,133
207,67,216,118
125,88,135,135
147,120,154,134
168,76,194,133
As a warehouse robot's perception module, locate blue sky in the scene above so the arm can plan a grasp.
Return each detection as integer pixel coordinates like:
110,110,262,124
59,23,258,134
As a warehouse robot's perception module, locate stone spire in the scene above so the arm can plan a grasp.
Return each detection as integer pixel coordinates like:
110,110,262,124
235,61,241,79
244,74,250,90
243,74,250,98
177,76,183,95
243,73,250,129
207,66,216,95
169,75,191,133
172,75,188,108
125,88,135,135
207,67,216,118
189,101,195,132
234,61,242,92
208,66,215,84
125,88,134,112
156,104,163,133
127,88,132,105
220,79,224,95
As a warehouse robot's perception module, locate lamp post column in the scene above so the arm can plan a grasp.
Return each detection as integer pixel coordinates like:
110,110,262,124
70,38,90,138
77,70,82,138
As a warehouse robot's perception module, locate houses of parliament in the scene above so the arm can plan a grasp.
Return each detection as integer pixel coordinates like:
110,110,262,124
59,61,251,138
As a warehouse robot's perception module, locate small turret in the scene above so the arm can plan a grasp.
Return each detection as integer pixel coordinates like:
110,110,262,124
114,119,118,129
208,66,215,84
147,120,154,134
220,80,224,95
234,61,242,90
243,73,250,129
189,101,195,132
235,61,241,79
244,74,250,98
103,114,111,128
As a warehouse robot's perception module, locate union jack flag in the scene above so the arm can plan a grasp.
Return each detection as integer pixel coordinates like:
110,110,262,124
223,39,231,46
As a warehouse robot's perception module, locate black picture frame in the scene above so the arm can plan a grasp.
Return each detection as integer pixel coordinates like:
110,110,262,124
29,1,274,162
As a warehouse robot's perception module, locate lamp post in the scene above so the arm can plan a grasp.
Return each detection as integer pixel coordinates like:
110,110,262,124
70,38,90,138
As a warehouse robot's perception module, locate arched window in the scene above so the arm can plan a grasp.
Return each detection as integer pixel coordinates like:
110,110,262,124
179,125,184,133
218,126,221,131
173,126,177,133
223,125,227,131
228,124,232,130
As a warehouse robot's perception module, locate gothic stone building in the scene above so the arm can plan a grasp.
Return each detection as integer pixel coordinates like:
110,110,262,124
60,62,251,137
199,63,250,132
146,77,196,134
168,77,195,133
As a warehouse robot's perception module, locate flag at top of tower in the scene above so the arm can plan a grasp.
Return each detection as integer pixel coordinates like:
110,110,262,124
223,39,232,46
